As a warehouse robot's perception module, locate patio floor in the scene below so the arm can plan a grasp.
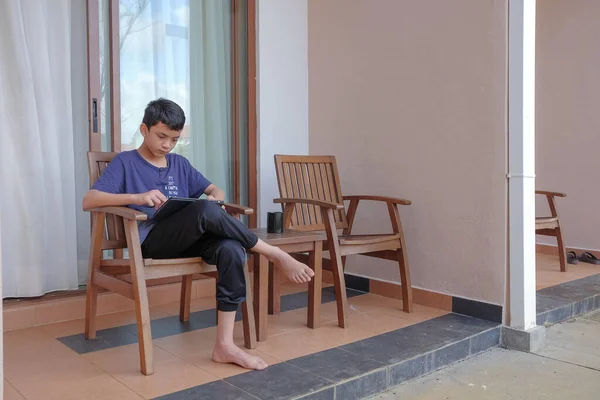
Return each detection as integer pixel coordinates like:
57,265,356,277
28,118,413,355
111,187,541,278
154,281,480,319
536,253,600,290
3,284,457,400
3,253,599,400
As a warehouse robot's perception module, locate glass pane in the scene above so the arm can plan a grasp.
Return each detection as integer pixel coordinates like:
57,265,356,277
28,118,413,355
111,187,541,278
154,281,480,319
99,0,112,152
118,0,235,200
235,0,249,224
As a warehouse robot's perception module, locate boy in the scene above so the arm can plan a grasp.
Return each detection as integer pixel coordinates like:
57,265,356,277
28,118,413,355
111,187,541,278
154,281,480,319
82,98,314,371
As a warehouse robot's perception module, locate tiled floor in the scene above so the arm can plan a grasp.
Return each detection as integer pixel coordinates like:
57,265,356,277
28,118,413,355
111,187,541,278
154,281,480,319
3,254,598,399
3,285,448,400
536,253,600,290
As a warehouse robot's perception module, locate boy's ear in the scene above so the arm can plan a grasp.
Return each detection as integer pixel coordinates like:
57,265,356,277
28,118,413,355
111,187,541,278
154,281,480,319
140,123,149,137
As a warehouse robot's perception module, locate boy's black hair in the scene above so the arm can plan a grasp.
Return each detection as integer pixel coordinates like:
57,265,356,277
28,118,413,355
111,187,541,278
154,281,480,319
142,98,186,131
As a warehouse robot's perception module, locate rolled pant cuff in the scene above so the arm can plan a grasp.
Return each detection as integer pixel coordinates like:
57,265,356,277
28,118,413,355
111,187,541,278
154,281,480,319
217,302,241,312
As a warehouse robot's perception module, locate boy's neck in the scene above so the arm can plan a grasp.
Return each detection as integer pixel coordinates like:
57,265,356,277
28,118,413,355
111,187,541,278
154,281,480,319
137,144,167,168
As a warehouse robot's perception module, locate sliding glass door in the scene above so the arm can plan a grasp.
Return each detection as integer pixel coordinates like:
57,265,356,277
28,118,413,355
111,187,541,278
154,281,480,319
88,0,256,212
80,0,256,283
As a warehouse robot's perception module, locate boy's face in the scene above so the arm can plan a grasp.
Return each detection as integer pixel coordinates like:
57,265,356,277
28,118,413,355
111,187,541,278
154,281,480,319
140,122,181,157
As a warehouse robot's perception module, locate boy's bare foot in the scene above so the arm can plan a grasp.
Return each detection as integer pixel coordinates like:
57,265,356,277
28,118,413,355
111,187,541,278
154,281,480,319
274,252,314,283
212,342,268,371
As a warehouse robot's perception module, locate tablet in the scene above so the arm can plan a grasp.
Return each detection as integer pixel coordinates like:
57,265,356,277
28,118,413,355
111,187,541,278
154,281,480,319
152,198,224,222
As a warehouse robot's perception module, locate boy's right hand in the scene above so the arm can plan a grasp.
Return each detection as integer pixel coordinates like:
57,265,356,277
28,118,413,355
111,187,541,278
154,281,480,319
133,190,167,208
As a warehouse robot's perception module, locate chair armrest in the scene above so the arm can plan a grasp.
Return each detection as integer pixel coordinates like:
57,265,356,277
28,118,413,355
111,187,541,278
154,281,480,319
343,195,412,206
273,198,344,210
90,206,148,221
536,190,566,198
223,203,254,215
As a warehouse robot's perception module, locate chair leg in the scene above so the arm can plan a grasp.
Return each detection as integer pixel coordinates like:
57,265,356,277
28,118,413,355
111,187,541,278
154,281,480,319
131,267,154,375
241,259,257,349
397,248,413,313
124,220,154,376
556,227,567,272
268,262,281,314
180,275,193,322
84,280,99,340
85,212,104,340
322,209,349,328
308,241,323,329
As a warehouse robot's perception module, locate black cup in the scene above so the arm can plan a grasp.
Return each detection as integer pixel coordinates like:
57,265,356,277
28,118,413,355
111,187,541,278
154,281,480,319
267,211,284,233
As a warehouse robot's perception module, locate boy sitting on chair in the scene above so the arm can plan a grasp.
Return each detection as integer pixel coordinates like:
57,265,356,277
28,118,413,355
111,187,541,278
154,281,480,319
82,98,314,370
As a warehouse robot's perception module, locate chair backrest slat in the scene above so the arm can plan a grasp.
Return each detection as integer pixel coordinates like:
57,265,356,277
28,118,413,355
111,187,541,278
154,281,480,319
274,155,347,231
87,151,128,250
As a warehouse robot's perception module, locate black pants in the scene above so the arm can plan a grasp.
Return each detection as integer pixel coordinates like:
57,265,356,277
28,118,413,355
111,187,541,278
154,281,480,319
141,200,259,312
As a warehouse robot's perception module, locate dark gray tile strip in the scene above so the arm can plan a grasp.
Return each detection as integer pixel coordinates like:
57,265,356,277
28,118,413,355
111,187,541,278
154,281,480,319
452,297,502,323
335,369,387,400
178,314,500,400
153,380,260,400
58,286,365,354
534,274,600,326
224,363,331,400
293,387,335,400
343,273,370,293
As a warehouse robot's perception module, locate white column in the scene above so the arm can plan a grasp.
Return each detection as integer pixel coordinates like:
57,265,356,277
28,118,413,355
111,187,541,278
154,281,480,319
0,197,3,389
508,0,537,330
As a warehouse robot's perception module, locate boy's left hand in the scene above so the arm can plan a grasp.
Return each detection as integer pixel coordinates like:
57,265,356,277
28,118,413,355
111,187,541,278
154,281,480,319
207,195,226,210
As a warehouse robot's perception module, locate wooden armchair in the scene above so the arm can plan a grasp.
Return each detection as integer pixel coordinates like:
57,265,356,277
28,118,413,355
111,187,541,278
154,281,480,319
272,155,413,329
84,151,257,375
536,190,567,272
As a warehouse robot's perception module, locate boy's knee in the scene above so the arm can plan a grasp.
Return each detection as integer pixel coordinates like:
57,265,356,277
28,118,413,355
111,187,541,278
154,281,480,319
217,240,246,265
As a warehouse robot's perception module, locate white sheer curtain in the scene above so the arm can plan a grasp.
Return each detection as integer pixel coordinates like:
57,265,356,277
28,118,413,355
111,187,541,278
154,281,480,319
118,0,233,198
0,0,79,297
189,0,233,198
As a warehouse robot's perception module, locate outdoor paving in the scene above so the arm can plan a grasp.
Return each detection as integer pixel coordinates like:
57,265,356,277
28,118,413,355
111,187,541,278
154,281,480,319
372,309,600,400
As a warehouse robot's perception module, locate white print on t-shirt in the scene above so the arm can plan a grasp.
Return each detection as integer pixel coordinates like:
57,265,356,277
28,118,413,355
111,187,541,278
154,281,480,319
166,176,179,196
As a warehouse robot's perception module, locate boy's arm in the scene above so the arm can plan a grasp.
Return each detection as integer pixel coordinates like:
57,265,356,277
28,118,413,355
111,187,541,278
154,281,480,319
82,155,167,210
203,184,226,201
82,189,167,211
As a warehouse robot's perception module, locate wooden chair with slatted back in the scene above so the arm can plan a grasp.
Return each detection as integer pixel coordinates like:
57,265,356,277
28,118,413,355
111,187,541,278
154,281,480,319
273,155,413,328
536,190,568,272
85,151,257,375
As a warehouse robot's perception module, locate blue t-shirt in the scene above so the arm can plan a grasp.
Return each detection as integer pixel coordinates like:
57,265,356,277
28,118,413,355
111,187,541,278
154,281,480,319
92,150,212,243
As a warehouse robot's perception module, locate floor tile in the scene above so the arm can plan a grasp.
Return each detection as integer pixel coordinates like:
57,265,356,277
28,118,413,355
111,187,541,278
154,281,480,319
537,294,571,313
335,369,387,400
253,329,335,361
23,375,143,400
154,380,259,400
84,343,218,399
3,327,74,364
3,380,25,400
3,306,36,331
5,352,105,396
58,325,139,354
184,349,282,379
470,326,501,354
388,353,432,387
302,320,380,347
266,308,320,336
348,294,448,322
42,307,172,338
295,387,335,400
340,314,497,365
225,363,330,400
155,328,282,379
287,347,384,382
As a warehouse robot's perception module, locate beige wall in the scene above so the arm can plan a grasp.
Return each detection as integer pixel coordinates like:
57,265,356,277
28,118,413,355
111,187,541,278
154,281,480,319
308,0,508,304
536,0,600,252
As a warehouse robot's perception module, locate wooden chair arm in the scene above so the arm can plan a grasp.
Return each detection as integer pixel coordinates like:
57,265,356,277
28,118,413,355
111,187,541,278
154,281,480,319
343,195,412,206
223,203,254,215
536,190,566,198
273,198,344,210
90,206,148,221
